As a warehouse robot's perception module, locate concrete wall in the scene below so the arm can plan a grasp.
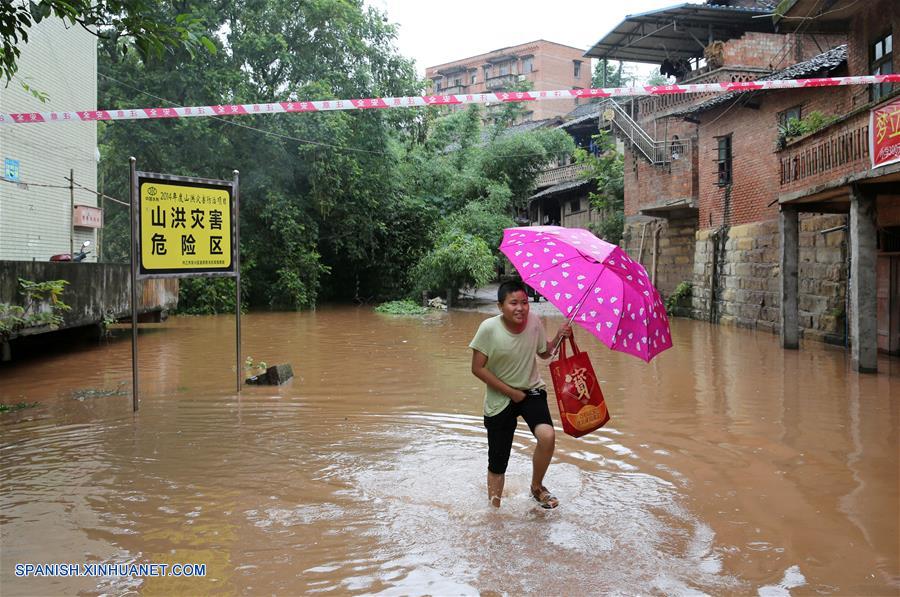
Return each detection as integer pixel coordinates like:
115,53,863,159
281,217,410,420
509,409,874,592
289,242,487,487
622,215,697,299
691,215,848,343
0,17,98,262
1,262,178,334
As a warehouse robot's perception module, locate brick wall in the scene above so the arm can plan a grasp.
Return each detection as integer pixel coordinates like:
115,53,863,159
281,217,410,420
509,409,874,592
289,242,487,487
425,40,585,120
696,81,855,230
846,1,899,110
623,120,698,217
691,215,848,342
0,17,97,262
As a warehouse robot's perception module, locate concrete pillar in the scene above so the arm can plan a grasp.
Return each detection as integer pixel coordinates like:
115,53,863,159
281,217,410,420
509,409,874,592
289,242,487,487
780,207,799,349
849,185,878,373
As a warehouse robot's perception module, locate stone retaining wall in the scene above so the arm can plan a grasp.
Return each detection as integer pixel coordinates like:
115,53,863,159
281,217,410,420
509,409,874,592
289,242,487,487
691,215,847,343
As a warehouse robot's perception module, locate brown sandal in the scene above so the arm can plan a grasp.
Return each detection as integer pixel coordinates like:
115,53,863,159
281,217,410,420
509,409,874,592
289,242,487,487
531,485,559,509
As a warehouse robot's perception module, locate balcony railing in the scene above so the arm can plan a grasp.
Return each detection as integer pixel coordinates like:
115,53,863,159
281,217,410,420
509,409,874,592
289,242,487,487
602,99,676,165
778,113,869,186
535,162,590,188
485,74,519,90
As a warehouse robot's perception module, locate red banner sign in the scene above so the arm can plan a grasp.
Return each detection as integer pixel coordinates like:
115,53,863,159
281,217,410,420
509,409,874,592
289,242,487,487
871,97,900,169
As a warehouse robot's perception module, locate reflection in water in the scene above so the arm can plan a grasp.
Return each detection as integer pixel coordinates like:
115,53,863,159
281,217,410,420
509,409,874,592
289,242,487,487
1,307,897,595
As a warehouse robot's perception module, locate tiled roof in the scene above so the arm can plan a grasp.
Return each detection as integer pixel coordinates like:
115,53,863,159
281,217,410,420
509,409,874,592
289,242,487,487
529,179,591,201
671,44,848,117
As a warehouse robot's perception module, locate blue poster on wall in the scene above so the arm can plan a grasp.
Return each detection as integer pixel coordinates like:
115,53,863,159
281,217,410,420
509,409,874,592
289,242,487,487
4,158,20,181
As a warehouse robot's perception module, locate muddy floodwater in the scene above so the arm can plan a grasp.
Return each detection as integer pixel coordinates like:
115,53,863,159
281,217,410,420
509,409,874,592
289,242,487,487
1,307,898,596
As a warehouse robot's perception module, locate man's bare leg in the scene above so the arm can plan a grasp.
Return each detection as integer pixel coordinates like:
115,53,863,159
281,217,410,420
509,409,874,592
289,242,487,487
487,470,505,507
530,423,555,494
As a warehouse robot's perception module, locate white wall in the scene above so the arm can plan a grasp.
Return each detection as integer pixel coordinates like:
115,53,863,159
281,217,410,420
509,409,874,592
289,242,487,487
0,17,97,262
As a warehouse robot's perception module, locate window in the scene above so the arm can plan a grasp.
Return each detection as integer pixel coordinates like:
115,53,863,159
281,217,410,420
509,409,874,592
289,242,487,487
522,56,534,73
871,32,894,101
499,62,510,76
470,71,477,85
483,65,491,79
569,198,581,213
670,135,682,160
433,79,441,92
778,105,802,127
454,78,461,87
716,135,732,186
573,60,582,78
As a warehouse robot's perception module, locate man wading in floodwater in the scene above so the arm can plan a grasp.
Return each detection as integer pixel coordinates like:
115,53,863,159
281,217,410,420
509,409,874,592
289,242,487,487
469,280,571,509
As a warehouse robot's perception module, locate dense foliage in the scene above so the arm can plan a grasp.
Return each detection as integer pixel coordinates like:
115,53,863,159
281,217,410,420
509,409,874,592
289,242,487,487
94,0,575,311
1,0,213,91
575,131,625,245
0,278,70,341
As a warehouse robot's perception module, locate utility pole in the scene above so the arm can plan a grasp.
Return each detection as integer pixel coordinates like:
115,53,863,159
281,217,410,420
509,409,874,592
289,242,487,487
69,169,74,256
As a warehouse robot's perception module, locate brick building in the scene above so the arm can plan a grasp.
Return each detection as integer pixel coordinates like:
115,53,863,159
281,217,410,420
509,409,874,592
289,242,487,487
425,40,589,122
0,17,99,261
585,0,898,371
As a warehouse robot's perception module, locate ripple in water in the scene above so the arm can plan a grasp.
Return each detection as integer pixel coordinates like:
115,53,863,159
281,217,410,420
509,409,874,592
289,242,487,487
298,413,744,595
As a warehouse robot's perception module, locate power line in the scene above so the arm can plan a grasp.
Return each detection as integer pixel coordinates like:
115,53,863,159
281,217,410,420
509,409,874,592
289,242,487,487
0,174,129,207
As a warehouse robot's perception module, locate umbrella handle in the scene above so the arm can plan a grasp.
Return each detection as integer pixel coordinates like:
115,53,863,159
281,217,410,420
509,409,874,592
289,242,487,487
550,271,601,357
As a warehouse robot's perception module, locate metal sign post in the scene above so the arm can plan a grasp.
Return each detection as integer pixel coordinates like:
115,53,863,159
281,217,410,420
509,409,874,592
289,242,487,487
233,170,241,394
130,158,139,412
128,159,240,412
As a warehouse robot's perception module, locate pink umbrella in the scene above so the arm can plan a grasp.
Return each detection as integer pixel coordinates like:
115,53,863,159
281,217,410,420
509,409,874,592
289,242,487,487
500,226,672,362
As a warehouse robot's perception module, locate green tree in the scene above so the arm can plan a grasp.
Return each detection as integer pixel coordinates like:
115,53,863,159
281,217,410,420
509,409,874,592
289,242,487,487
592,59,634,88
411,231,495,300
98,0,427,310
576,130,625,245
406,105,574,300
645,68,670,86
1,0,215,87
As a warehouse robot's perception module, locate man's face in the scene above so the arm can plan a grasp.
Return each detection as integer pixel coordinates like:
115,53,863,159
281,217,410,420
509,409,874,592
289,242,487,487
499,290,529,326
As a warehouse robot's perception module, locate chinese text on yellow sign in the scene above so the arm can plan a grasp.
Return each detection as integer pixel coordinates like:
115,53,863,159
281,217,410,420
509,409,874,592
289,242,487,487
140,181,232,274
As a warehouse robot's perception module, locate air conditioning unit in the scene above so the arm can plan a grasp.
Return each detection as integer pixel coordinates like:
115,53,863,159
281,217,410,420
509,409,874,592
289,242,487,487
517,74,526,81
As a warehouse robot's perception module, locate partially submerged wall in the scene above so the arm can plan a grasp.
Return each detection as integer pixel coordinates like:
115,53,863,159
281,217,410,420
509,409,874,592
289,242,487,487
1,262,178,334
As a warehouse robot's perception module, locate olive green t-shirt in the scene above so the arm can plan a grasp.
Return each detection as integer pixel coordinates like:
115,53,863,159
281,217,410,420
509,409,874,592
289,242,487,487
469,313,548,417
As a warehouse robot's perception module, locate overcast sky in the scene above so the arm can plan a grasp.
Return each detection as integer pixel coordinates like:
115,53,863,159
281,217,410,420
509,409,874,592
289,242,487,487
369,0,695,79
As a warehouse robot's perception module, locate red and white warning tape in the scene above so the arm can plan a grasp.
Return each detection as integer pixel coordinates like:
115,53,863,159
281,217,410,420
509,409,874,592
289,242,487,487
2,74,898,125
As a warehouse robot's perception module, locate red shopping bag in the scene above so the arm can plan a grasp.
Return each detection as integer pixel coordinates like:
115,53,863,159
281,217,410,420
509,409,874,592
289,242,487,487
549,334,610,438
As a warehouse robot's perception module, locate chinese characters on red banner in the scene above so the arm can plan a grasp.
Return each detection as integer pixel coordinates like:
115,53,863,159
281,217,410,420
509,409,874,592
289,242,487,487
871,97,900,169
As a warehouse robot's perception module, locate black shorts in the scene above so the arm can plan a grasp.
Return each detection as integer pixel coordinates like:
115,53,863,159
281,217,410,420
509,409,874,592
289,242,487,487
483,389,553,475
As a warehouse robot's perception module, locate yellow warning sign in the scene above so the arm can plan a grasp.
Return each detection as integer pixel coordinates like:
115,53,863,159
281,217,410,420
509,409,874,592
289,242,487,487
139,180,233,275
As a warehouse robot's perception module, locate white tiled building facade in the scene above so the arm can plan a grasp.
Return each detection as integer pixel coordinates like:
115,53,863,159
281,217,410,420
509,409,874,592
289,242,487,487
0,17,98,261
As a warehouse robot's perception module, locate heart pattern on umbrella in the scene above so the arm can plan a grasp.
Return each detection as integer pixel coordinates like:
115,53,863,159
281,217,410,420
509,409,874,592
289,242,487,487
501,226,671,362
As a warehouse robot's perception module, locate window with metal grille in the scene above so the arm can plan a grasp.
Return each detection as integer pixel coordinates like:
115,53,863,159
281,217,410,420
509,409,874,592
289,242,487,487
871,32,894,102
716,135,732,186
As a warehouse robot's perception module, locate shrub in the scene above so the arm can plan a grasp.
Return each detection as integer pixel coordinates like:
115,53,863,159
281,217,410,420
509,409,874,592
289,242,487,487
412,230,495,299
665,281,693,315
375,300,427,315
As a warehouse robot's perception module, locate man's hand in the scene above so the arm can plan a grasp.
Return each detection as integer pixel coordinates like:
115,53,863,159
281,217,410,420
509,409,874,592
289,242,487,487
557,323,572,340
510,389,527,403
